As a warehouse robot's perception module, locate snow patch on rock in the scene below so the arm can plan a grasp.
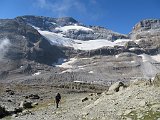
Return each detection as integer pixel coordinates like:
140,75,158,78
88,71,94,74
32,72,41,76
55,58,77,68
151,54,160,62
55,25,93,33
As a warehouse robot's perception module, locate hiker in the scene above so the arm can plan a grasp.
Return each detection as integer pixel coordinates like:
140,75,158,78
55,93,61,108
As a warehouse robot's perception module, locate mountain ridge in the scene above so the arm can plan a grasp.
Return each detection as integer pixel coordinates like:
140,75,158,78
0,15,160,84
0,15,160,120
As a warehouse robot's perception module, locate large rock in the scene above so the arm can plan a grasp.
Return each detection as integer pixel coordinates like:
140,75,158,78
6,89,15,95
26,94,40,99
19,101,33,109
153,73,160,87
0,106,8,118
107,81,125,94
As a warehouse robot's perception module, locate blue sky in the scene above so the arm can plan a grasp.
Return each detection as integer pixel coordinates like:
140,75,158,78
0,0,160,34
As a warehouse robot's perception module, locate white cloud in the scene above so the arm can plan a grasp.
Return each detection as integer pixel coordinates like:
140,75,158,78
33,0,103,23
35,0,87,17
0,38,11,60
37,0,47,8
90,0,97,4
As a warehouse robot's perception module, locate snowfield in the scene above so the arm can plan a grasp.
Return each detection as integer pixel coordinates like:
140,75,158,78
72,39,130,50
38,30,74,47
36,27,131,50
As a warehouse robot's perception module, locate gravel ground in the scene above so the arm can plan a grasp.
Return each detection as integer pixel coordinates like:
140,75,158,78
1,80,160,120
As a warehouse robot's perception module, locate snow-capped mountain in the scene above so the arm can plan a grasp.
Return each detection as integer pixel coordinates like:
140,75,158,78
16,15,129,50
0,15,160,84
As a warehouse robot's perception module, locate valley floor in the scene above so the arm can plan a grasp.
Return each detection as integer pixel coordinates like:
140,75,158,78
1,79,160,120
0,83,102,120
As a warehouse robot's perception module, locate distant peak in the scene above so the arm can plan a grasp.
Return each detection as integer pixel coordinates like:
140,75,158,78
132,18,160,32
16,15,78,23
57,16,78,22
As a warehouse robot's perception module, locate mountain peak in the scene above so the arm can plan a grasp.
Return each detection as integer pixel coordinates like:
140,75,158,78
15,15,79,31
132,19,160,32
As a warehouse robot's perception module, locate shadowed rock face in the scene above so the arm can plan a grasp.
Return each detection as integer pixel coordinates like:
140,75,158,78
0,19,65,67
15,15,79,31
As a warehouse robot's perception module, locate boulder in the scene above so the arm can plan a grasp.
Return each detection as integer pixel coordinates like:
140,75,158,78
107,81,125,94
14,107,23,114
21,110,32,116
12,114,18,118
153,73,160,87
21,64,32,74
6,89,15,95
28,94,40,99
151,104,160,112
0,105,8,118
32,102,38,107
139,100,147,107
82,97,89,102
19,101,33,109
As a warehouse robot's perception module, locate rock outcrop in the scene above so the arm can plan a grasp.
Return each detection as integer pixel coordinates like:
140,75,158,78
153,73,160,87
107,81,125,94
132,19,160,33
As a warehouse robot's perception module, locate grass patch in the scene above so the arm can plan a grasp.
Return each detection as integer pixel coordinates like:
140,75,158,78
30,98,55,112
2,116,12,120
142,110,160,120
122,110,160,120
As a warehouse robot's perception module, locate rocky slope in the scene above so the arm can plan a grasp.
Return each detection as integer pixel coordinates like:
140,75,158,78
0,18,66,81
79,78,160,120
1,74,160,120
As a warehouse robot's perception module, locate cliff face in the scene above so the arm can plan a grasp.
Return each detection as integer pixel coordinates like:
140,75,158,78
0,18,65,72
129,19,160,55
132,19,160,32
130,19,160,39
